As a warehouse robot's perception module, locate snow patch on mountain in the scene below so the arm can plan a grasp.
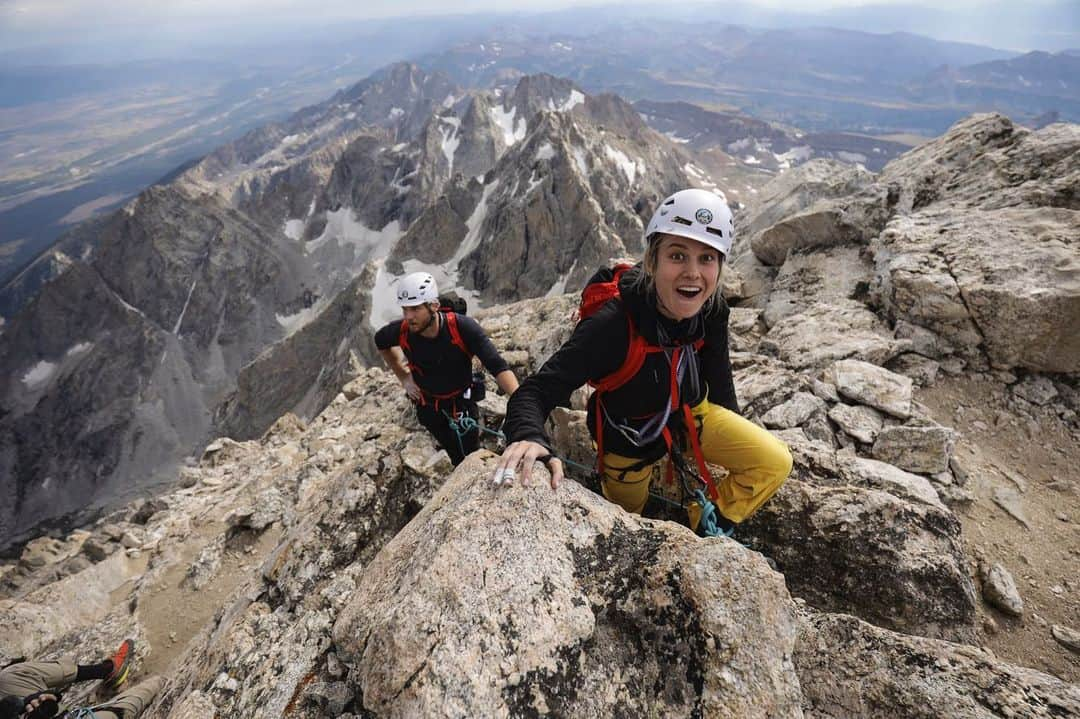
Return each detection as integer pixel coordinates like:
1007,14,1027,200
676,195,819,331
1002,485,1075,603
546,259,578,297
173,279,198,335
775,145,813,169
308,209,402,267
22,360,57,389
491,105,526,147
604,145,639,185
572,146,588,176
284,219,305,240
548,90,584,113
684,163,726,200
439,116,461,175
276,304,322,337
664,131,692,144
452,180,499,266
536,142,555,161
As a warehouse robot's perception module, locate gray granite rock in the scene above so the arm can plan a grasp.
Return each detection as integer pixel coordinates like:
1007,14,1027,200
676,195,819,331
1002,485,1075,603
828,402,885,444
825,359,914,419
980,562,1024,617
872,424,957,474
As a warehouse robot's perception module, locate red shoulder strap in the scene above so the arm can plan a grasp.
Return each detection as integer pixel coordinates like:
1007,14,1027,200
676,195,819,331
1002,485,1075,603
589,312,663,393
399,320,411,354
444,312,472,358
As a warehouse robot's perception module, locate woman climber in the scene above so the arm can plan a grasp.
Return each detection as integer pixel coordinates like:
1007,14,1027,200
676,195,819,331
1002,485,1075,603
493,188,792,536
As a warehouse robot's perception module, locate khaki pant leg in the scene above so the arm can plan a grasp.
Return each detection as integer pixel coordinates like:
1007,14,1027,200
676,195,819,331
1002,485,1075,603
0,658,78,697
600,452,662,515
693,401,792,523
95,676,163,719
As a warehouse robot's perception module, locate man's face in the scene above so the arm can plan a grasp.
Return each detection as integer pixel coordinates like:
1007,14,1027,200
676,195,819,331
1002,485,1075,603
402,303,435,333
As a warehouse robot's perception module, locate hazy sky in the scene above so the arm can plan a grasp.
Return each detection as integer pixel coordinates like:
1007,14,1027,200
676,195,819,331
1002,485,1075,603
0,0,1001,28
1,0,1074,57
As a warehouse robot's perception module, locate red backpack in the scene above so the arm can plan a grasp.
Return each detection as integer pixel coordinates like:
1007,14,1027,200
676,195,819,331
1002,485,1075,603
577,264,717,501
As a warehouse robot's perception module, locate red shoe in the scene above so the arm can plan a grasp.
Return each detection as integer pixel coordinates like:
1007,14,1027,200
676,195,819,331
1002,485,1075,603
103,639,134,690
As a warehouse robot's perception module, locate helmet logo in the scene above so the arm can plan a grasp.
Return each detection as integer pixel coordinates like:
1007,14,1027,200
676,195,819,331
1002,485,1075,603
695,208,713,225
397,287,411,300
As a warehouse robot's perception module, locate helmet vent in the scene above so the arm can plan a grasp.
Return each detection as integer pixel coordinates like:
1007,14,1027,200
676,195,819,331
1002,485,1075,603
663,198,676,205
705,227,724,237
672,216,693,226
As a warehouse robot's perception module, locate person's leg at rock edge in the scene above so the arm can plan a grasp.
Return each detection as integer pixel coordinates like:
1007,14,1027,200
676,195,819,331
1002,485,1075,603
691,400,792,523
0,659,76,697
91,675,163,719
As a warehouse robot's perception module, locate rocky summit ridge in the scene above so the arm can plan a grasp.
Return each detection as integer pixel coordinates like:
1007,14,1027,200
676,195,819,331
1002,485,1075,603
0,108,1078,716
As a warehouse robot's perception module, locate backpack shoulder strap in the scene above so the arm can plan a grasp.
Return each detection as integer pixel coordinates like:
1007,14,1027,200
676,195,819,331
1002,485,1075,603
398,319,411,354
589,311,663,393
444,312,472,358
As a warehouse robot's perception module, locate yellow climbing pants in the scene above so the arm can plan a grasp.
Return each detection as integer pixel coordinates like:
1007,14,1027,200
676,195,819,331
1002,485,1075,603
600,400,792,528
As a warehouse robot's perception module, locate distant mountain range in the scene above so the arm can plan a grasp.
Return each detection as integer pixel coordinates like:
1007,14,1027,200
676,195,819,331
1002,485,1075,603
419,24,1077,134
3,8,1077,289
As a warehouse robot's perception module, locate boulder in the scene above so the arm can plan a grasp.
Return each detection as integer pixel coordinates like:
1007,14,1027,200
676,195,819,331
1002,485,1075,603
795,611,1080,718
761,392,828,429
824,359,913,419
871,207,1080,373
838,457,945,510
333,454,805,718
871,424,957,474
762,301,907,371
762,246,872,328
827,403,884,444
739,159,876,243
980,562,1024,617
740,478,977,642
1012,375,1060,406
1051,625,1080,654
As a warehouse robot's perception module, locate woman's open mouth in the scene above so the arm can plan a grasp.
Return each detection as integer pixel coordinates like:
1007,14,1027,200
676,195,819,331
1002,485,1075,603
676,286,703,299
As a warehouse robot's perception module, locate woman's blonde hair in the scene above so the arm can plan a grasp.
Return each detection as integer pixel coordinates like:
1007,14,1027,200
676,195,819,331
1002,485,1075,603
631,233,725,317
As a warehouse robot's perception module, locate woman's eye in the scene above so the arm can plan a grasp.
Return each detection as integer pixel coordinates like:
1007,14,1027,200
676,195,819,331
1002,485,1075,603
701,254,717,263
670,252,685,261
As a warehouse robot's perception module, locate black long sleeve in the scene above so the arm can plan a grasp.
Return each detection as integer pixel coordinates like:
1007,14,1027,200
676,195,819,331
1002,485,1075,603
455,315,511,377
504,301,627,449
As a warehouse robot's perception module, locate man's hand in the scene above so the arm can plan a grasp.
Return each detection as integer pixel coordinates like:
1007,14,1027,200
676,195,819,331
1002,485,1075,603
23,692,60,719
492,441,563,490
402,374,421,401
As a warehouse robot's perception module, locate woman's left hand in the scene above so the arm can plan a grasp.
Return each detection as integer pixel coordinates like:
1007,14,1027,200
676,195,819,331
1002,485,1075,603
492,440,564,490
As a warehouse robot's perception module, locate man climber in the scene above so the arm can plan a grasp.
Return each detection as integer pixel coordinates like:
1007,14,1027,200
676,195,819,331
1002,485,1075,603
375,272,519,465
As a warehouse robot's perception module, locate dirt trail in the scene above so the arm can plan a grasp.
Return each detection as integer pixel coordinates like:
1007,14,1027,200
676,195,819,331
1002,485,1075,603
917,374,1080,682
131,520,282,677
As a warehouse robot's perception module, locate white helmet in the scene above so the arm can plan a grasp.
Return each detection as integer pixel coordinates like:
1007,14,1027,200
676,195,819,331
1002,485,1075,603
395,272,439,307
645,188,735,256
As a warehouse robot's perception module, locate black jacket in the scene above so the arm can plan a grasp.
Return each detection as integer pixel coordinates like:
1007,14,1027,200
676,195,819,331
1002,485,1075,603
504,267,739,462
374,312,510,397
